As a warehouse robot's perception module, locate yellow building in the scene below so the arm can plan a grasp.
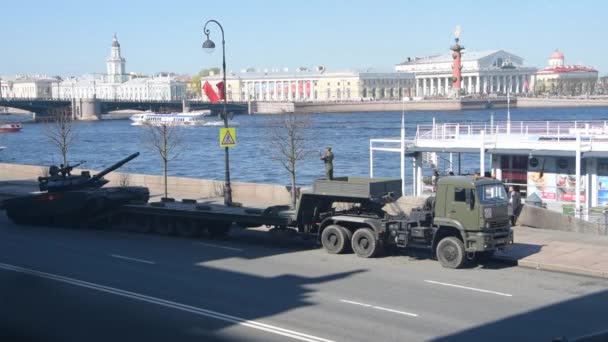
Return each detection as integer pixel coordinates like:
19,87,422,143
201,67,414,102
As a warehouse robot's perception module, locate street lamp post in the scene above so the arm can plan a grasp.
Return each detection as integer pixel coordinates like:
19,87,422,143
203,19,232,206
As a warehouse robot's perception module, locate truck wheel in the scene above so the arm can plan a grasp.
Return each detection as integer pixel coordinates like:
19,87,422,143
436,236,466,269
351,228,381,258
321,225,349,254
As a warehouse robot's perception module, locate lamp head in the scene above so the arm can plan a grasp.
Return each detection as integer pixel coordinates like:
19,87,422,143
202,34,216,54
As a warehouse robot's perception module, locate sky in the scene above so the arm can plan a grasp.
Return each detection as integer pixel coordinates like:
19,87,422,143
1,0,607,77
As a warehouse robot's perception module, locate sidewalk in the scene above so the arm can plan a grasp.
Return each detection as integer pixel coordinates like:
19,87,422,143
496,226,608,279
2,180,608,279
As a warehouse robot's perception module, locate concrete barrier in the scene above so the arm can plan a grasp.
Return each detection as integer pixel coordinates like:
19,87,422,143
0,163,292,207
517,204,604,235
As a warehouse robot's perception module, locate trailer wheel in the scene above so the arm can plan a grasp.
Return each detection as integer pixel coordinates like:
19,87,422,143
321,225,349,254
153,216,175,236
131,215,151,234
351,228,381,258
208,221,231,238
176,219,201,238
436,236,466,269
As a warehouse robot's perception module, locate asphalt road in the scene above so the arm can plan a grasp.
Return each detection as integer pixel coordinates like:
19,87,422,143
0,213,607,342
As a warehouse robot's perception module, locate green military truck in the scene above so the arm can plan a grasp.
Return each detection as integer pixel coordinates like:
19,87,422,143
290,176,513,268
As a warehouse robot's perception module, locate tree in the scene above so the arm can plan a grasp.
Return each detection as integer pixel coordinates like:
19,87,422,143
43,108,78,167
266,113,313,207
141,122,182,198
190,68,221,98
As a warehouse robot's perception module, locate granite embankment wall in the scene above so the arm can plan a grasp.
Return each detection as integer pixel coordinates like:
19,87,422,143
0,163,292,207
517,204,606,235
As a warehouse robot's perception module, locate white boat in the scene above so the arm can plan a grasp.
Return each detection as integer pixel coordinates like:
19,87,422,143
130,110,211,126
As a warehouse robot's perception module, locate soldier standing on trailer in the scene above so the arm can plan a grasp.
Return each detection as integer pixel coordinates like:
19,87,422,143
320,146,334,180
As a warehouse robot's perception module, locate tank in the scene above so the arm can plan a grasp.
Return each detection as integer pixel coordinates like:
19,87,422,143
2,153,149,226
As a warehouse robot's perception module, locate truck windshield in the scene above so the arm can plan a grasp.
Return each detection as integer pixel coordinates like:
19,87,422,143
476,184,508,204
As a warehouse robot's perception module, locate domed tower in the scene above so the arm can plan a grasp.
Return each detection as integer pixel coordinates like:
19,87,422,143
548,50,565,67
106,34,127,83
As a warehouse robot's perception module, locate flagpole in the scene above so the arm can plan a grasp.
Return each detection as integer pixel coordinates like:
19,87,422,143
401,98,405,197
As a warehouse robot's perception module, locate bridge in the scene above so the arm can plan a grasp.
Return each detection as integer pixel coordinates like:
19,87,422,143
0,98,248,120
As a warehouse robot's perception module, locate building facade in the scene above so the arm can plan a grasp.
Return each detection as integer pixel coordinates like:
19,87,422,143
201,67,415,102
395,50,538,97
51,35,187,101
535,50,599,95
0,76,56,99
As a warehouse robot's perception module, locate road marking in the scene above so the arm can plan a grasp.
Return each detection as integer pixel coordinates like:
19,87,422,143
195,242,244,252
424,280,513,297
0,262,334,342
340,299,418,317
110,254,156,264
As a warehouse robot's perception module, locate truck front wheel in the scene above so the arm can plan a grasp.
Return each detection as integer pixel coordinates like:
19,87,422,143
436,236,466,269
321,225,350,254
351,228,382,258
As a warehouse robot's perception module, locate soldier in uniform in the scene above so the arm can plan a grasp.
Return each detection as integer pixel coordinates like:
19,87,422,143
320,146,334,180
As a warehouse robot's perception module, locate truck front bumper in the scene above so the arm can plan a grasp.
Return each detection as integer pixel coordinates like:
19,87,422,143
465,229,513,252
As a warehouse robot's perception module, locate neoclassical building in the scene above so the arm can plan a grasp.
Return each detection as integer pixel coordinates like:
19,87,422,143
52,35,187,101
201,67,415,102
535,50,598,95
395,50,538,97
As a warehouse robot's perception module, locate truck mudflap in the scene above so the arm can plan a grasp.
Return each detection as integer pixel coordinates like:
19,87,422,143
464,228,513,252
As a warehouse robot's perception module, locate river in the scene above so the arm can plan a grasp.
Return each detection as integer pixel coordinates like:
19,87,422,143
1,107,607,189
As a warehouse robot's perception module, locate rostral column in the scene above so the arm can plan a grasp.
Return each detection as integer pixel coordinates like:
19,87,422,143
450,27,465,96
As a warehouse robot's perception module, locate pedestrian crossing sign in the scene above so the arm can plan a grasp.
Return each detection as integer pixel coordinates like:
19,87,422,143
220,127,237,148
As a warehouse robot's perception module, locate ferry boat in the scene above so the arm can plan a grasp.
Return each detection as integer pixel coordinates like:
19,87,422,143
130,110,211,126
0,123,22,133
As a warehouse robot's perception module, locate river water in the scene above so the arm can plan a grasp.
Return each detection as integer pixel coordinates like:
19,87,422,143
1,107,607,190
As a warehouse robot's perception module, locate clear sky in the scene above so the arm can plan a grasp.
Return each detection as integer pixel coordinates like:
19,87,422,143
1,0,606,77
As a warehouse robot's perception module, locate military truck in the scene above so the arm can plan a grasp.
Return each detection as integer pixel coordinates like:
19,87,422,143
285,175,513,268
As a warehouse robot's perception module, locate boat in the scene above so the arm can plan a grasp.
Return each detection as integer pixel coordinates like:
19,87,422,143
130,110,211,126
0,123,22,133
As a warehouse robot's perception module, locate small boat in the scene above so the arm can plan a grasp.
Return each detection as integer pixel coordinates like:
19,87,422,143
130,110,211,126
0,123,22,133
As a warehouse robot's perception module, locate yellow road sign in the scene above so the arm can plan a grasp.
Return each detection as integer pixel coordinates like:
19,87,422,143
220,127,237,148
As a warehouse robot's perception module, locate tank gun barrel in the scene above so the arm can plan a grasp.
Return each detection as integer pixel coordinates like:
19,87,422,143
90,152,140,182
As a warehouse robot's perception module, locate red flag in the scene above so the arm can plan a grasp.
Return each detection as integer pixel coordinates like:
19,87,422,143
203,81,219,103
216,81,225,100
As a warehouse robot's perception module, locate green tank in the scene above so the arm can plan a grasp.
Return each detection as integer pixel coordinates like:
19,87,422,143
2,153,149,226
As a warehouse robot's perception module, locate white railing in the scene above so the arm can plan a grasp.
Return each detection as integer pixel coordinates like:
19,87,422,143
416,120,608,142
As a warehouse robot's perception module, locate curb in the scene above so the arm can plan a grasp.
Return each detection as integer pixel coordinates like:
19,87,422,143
494,256,608,279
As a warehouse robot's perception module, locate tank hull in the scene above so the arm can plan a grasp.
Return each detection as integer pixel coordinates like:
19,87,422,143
3,186,149,226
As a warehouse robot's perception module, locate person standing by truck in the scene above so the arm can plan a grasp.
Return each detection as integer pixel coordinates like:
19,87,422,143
509,185,522,225
320,147,334,180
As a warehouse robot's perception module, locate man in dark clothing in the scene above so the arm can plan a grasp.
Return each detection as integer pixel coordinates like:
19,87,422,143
320,147,334,180
509,185,522,225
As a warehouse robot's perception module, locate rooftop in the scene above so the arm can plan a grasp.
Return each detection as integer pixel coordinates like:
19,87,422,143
397,50,501,65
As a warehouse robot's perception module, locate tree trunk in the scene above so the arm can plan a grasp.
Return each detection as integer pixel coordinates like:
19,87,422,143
291,170,297,208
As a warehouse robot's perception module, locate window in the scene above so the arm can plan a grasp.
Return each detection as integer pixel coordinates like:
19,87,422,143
454,187,467,202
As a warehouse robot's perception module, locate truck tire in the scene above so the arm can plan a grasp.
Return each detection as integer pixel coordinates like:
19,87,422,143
436,236,466,269
351,228,381,258
153,216,175,236
321,225,349,254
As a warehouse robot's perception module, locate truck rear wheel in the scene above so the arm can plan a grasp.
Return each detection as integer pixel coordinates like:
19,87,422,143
436,236,466,269
351,228,381,258
321,225,350,254
176,219,201,238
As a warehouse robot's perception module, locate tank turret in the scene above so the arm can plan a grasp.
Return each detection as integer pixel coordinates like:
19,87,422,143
39,153,140,192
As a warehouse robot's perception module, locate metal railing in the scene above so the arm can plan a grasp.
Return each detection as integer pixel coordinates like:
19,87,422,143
416,120,608,142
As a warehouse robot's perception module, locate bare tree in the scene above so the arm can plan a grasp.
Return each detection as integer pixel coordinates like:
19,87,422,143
141,122,182,198
43,108,78,167
266,113,313,207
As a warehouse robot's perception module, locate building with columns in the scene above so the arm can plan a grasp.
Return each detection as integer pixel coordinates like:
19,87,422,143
535,50,598,95
51,34,187,101
0,76,56,99
395,50,537,97
201,67,415,102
